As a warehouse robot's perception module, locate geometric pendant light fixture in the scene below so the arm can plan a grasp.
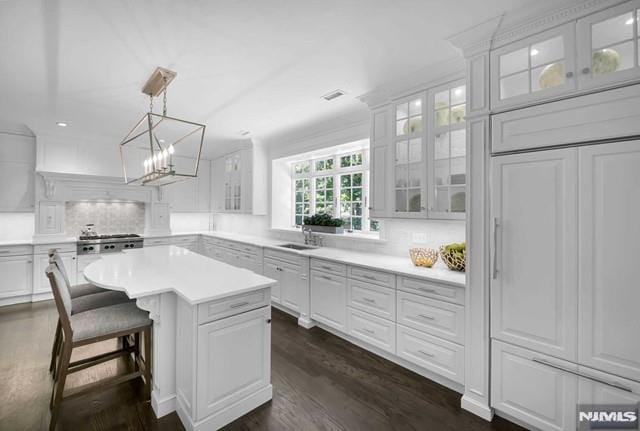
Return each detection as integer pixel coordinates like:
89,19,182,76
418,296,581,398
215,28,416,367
119,67,206,186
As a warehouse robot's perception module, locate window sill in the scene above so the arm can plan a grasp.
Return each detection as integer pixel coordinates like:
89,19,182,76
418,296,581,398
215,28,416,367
269,227,386,243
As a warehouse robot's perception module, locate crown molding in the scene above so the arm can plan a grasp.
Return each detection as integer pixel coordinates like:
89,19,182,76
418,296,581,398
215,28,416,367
448,0,626,59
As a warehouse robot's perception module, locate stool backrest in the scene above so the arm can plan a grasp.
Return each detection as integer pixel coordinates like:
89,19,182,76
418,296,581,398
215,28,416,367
48,249,72,288
45,264,73,340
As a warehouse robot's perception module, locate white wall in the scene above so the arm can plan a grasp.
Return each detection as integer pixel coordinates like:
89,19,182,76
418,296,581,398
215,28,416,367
0,213,34,240
171,213,213,233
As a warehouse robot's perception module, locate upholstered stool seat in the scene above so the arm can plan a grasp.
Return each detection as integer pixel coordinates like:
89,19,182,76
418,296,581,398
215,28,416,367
69,283,108,298
71,290,132,315
70,302,151,343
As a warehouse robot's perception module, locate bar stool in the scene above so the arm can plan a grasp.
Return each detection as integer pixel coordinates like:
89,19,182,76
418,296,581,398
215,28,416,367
46,264,152,431
48,250,133,377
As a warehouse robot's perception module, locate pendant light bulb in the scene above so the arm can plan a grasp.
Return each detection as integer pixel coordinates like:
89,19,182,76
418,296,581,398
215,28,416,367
168,144,175,155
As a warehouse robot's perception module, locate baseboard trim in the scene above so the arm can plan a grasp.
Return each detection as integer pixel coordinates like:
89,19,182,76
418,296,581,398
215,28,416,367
177,385,273,431
461,395,494,421
0,294,32,307
31,292,53,302
297,316,316,329
151,391,177,418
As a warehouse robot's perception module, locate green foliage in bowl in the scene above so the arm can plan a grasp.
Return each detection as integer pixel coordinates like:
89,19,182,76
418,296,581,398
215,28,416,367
303,213,344,227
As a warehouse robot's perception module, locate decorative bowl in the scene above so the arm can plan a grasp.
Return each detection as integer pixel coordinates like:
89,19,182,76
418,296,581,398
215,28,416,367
409,248,438,268
592,48,620,75
439,244,466,272
538,62,564,89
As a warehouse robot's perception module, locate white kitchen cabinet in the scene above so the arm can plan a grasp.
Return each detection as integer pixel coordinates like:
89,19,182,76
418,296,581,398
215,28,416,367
369,105,392,218
196,306,271,420
491,340,578,431
491,23,576,110
263,253,307,313
33,252,77,295
578,141,640,382
150,203,170,232
166,158,211,212
262,260,281,303
347,308,396,354
0,255,33,298
491,148,578,360
211,142,267,215
577,365,640,407
577,1,640,90
310,269,347,332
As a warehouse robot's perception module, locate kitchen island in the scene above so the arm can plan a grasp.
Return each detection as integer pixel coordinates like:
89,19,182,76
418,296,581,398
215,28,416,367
84,245,277,431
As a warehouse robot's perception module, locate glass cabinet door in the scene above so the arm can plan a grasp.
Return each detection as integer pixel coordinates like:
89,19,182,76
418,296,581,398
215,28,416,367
577,0,640,88
427,82,466,219
393,96,426,216
490,23,576,109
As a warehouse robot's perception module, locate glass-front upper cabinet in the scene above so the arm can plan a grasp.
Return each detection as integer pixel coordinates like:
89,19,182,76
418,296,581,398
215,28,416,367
577,0,640,89
427,81,466,219
490,23,577,109
393,95,426,217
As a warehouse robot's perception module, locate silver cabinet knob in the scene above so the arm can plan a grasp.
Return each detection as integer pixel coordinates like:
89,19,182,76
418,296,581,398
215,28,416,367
582,67,591,75
565,71,574,78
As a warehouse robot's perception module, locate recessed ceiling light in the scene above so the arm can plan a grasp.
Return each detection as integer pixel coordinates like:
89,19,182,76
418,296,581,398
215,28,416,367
56,122,68,127
239,130,250,136
530,48,539,56
322,90,346,101
625,17,635,25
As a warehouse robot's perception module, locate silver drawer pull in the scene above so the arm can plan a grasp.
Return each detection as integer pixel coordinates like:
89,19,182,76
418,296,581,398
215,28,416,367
363,274,376,280
361,328,375,334
418,287,436,293
418,350,434,358
418,314,435,320
362,297,376,303
0,250,11,254
230,301,250,309
318,274,332,280
321,265,333,270
532,358,632,393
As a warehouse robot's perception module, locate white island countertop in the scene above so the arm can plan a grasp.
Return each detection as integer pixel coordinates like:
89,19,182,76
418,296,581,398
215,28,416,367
84,245,277,305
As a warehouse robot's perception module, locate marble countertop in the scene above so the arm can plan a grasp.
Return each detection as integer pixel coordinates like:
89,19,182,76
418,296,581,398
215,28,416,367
83,245,277,305
2,230,466,288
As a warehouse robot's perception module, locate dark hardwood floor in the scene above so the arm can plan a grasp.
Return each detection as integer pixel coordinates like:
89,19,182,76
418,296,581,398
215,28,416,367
0,301,524,431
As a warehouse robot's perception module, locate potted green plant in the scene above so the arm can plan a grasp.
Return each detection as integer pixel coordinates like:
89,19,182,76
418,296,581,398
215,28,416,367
302,213,345,234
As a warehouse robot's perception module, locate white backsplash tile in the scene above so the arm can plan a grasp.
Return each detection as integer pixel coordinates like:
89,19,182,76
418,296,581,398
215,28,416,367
0,213,34,240
171,213,213,233
213,213,270,237
65,202,145,236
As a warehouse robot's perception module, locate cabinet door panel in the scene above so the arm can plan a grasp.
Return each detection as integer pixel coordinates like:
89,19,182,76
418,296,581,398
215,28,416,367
370,144,390,218
196,306,270,420
263,260,281,303
280,265,302,312
310,270,346,331
491,149,578,360
491,341,577,431
0,256,32,298
34,253,77,294
577,1,640,90
578,141,640,381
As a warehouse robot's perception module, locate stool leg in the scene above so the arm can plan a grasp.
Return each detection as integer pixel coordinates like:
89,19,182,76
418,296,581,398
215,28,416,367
49,320,61,374
143,327,152,401
50,339,72,430
133,332,141,371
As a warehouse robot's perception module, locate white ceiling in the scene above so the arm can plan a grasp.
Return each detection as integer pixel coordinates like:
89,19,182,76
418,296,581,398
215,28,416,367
0,0,573,157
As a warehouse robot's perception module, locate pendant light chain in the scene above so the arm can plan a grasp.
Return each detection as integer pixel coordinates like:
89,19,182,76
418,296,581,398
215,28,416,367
149,95,154,114
162,76,168,116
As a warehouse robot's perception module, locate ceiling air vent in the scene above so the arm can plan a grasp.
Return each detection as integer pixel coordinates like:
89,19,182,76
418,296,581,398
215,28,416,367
322,90,346,101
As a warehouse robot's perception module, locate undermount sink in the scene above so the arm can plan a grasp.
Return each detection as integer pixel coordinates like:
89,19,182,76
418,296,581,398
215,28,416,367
277,243,317,251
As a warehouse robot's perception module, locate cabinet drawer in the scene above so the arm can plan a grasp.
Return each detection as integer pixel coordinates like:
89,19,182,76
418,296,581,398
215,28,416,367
0,244,32,257
348,266,395,289
197,288,270,325
226,241,260,255
311,258,347,276
347,279,395,321
347,308,396,354
33,243,75,255
144,237,172,247
396,324,464,384
397,291,464,344
399,277,464,305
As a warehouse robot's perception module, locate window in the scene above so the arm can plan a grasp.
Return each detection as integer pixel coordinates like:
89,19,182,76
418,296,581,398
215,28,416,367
290,149,377,233
294,178,310,226
429,82,466,216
